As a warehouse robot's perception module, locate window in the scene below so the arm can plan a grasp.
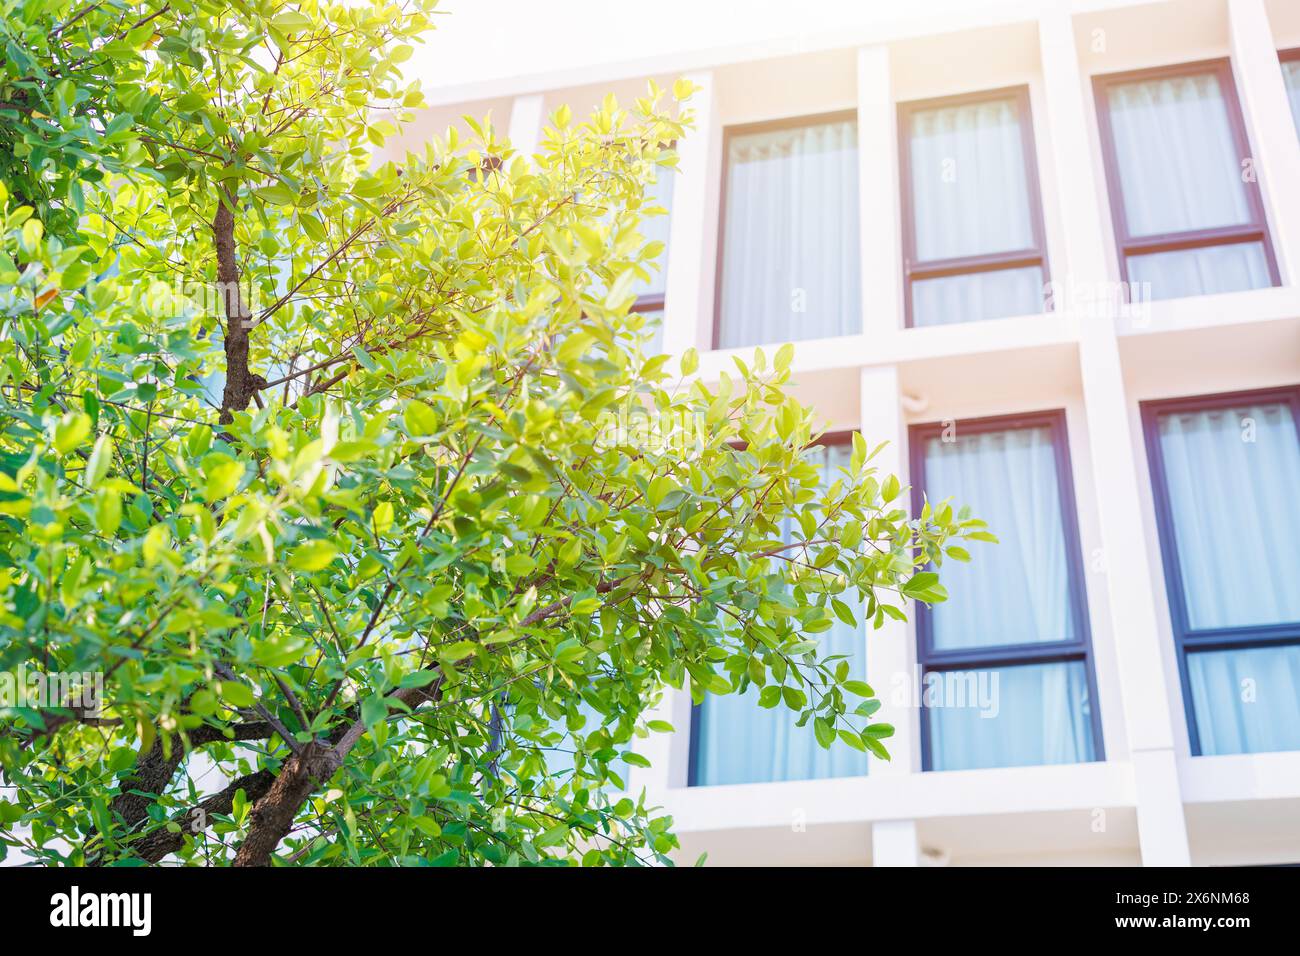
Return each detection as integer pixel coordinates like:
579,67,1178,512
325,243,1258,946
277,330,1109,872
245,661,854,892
713,112,861,349
1282,49,1300,133
909,412,1102,772
689,439,868,786
631,162,675,354
1141,387,1300,757
586,157,675,354
1093,60,1279,301
899,87,1051,327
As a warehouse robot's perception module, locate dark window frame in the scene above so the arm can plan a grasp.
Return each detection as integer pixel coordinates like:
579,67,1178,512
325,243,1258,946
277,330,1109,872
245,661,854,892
908,409,1105,771
686,430,860,787
896,85,1052,329
1091,58,1281,292
1139,385,1300,756
710,109,861,351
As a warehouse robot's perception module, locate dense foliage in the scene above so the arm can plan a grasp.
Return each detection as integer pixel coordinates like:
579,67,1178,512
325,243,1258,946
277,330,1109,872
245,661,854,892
0,0,986,865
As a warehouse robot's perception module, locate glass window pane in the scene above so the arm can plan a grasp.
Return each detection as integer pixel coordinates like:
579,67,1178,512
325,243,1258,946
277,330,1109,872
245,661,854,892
927,661,1096,771
1127,241,1271,300
908,97,1035,261
631,168,674,299
924,426,1076,650
1106,72,1253,236
911,265,1044,327
717,118,860,349
694,443,869,785
637,307,665,356
1156,401,1300,629
1188,644,1300,756
1283,59,1300,134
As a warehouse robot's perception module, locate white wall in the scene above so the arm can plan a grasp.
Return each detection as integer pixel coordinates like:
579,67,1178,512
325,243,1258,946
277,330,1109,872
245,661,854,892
410,0,1300,866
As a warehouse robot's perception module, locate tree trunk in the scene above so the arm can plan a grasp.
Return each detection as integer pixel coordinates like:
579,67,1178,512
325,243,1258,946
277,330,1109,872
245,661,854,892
232,742,342,866
213,189,266,424
133,768,276,864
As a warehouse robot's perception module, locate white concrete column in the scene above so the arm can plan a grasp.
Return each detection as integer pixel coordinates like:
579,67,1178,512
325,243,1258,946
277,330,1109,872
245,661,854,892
859,366,919,775
872,819,920,866
1037,5,1111,288
857,45,904,338
662,70,719,356
1132,750,1193,866
1228,0,1300,285
506,93,546,159
627,687,681,797
1038,6,1191,866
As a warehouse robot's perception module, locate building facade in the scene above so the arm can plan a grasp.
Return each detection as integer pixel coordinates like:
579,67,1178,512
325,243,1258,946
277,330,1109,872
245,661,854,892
394,0,1300,865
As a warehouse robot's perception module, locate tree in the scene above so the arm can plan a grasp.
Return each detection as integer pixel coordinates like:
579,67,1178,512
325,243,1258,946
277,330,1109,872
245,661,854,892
0,0,987,866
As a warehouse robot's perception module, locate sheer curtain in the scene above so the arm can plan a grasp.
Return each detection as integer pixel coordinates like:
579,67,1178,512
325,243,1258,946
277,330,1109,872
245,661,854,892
907,97,1044,326
717,119,860,349
1156,402,1300,629
921,425,1095,771
1127,242,1271,299
929,661,1095,771
586,166,674,355
1283,60,1300,134
912,266,1044,328
694,443,870,785
925,427,1074,650
1107,73,1251,235
910,98,1034,260
1188,645,1300,755
631,167,675,300
1106,72,1269,299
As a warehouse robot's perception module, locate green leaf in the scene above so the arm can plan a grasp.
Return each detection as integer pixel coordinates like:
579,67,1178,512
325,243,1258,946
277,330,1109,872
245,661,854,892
862,736,891,760
220,681,256,708
403,400,439,437
54,412,91,455
202,456,244,500
289,540,339,572
271,11,312,32
85,434,114,487
361,694,389,730
813,716,835,749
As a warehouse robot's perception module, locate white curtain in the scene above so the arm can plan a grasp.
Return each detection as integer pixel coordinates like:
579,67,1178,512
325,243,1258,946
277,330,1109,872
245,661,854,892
912,266,1044,327
1107,73,1251,236
1156,402,1300,629
695,443,870,785
717,119,861,349
1188,645,1300,756
929,661,1095,771
909,97,1034,260
639,307,665,356
925,427,1074,650
1128,241,1271,301
631,167,675,299
1283,60,1300,135
906,97,1042,325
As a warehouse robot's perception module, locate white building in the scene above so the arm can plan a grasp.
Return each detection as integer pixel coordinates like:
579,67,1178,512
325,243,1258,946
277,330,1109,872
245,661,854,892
394,0,1300,866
